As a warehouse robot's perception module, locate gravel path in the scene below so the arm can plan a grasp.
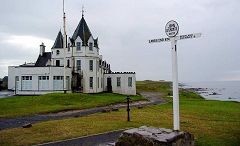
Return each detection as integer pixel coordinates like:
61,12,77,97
0,92,167,130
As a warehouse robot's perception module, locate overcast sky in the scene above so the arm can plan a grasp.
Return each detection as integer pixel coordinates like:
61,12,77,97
0,0,239,82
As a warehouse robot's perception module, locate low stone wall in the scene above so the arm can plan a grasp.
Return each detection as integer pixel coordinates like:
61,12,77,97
116,126,194,146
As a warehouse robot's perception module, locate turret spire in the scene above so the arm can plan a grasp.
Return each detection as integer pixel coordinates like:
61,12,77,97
82,5,84,17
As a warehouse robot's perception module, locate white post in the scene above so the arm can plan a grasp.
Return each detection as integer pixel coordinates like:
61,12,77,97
171,38,180,130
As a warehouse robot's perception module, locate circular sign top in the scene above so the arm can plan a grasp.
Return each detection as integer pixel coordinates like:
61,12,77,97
165,20,179,37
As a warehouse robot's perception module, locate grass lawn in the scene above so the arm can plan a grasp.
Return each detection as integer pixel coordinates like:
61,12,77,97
0,81,239,146
0,93,143,118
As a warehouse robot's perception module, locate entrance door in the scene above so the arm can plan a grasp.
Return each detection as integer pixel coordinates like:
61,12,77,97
56,60,60,66
107,77,112,92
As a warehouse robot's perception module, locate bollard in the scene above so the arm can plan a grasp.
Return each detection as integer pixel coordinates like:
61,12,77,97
126,96,130,122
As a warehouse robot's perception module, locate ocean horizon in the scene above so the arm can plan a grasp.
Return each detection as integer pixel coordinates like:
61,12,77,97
182,80,240,102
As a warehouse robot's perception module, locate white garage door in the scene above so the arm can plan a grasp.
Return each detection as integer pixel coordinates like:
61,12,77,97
53,76,63,90
22,76,32,90
39,76,49,90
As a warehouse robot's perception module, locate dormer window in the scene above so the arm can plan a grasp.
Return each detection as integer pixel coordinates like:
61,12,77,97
89,42,93,51
56,50,60,55
76,42,81,51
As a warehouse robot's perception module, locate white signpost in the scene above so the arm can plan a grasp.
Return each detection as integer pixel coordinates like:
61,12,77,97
149,20,201,131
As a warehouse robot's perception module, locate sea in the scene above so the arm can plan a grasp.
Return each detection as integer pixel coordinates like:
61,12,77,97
182,81,240,102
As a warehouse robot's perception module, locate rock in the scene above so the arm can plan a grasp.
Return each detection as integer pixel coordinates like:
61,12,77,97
102,108,111,113
137,105,144,109
112,107,119,111
22,123,32,128
116,126,194,146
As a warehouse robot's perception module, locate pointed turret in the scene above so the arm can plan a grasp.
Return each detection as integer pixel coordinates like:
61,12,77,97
52,30,63,48
72,16,92,46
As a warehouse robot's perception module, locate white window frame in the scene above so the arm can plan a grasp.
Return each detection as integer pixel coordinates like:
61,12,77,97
117,77,121,87
128,77,132,87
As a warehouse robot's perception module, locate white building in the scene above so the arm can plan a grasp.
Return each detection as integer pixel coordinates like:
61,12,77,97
8,15,136,95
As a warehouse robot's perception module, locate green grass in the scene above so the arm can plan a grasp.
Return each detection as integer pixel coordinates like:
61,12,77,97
137,80,172,96
0,93,143,118
0,100,239,146
0,81,239,146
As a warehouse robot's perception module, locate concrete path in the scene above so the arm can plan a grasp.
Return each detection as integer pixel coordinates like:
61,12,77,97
0,92,166,130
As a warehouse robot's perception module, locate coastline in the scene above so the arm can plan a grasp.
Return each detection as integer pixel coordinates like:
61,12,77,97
181,81,240,102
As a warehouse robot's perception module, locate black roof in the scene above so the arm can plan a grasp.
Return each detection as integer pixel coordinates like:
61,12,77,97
35,52,51,67
52,31,63,48
72,17,92,46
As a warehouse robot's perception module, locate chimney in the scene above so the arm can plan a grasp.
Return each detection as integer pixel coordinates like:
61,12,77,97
40,42,45,56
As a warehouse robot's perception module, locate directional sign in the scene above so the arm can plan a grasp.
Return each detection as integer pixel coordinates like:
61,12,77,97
149,37,170,43
178,33,201,40
165,20,179,37
149,33,201,43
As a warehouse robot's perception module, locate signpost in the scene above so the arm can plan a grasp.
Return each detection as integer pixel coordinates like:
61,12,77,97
149,20,201,131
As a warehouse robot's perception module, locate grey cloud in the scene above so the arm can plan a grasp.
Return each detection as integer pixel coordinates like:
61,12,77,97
0,0,239,81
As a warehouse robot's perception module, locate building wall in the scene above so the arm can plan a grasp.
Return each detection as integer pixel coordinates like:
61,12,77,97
8,66,71,95
52,35,106,94
104,73,136,95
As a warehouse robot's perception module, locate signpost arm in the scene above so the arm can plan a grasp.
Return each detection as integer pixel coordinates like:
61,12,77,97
171,38,180,131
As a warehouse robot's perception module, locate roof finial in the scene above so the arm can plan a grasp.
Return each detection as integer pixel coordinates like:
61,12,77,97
82,5,84,17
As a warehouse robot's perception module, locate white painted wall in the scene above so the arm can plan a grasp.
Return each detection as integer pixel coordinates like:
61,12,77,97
104,73,136,95
8,66,71,95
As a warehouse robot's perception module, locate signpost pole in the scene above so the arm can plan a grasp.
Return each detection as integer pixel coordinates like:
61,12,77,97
148,20,201,131
171,38,180,130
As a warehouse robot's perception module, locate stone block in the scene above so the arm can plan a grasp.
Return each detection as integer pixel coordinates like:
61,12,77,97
116,126,194,146
22,123,32,128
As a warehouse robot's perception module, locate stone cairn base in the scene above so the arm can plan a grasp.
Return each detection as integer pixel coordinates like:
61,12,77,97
115,126,194,146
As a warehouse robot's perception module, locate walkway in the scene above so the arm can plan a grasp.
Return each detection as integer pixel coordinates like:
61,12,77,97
0,92,166,130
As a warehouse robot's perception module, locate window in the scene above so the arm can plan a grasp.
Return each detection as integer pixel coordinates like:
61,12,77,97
128,77,132,87
56,50,60,55
53,76,63,80
101,77,103,88
77,60,81,71
38,76,49,90
56,60,60,66
67,59,70,67
22,76,32,90
89,77,93,89
76,42,81,51
117,77,121,87
38,76,49,80
68,43,70,51
89,42,93,51
89,60,93,71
